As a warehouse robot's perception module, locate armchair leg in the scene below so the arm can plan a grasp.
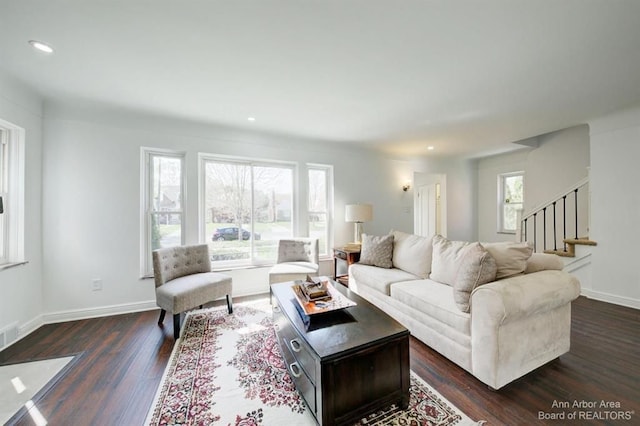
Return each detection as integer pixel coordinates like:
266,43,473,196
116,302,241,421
173,314,181,339
226,294,233,314
158,309,166,325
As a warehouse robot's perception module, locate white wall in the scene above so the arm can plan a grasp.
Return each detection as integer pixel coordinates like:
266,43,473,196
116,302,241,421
589,107,640,309
476,125,590,243
41,102,417,317
0,72,45,341
525,125,590,211
410,156,477,241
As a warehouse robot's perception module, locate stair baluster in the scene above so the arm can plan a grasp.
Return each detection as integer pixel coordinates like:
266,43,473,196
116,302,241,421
543,207,547,251
574,188,579,240
553,201,558,251
533,212,537,252
563,195,567,252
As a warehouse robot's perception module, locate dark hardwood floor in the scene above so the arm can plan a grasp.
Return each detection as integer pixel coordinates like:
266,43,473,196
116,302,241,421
1,295,638,425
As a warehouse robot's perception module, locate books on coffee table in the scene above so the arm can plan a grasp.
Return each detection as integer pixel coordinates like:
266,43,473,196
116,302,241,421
299,275,330,301
292,277,356,317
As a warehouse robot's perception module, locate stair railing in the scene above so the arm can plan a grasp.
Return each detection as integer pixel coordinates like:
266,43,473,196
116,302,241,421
516,177,589,253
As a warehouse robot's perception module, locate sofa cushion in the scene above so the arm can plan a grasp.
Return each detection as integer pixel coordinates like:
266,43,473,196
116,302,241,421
390,279,471,337
483,241,534,279
359,233,394,268
350,264,419,295
453,243,497,312
391,230,433,278
429,235,471,285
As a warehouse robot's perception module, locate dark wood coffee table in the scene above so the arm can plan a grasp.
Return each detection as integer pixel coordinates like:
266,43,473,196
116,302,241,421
271,280,410,426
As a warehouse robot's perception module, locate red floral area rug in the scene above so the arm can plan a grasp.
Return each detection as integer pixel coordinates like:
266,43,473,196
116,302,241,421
146,301,483,426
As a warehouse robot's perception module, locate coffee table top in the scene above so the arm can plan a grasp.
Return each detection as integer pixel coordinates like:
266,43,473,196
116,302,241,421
271,280,409,360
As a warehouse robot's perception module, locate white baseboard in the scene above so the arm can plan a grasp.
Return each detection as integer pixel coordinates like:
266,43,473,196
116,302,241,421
42,300,158,325
17,315,45,343
581,289,640,310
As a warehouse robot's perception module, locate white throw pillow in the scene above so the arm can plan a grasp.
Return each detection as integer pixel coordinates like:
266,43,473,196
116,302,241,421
359,233,394,269
429,235,472,285
483,241,534,279
453,243,497,312
391,230,433,278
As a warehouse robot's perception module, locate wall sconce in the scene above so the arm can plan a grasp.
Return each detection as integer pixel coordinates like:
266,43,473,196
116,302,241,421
402,183,411,192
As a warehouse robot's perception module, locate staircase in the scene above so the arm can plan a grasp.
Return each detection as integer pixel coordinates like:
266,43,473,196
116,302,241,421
517,177,597,257
545,237,597,257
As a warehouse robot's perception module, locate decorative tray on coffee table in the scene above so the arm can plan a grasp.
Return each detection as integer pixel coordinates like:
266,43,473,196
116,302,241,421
292,279,356,316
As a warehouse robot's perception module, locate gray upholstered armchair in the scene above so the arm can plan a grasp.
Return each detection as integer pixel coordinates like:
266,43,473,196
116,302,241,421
152,244,233,339
268,238,320,285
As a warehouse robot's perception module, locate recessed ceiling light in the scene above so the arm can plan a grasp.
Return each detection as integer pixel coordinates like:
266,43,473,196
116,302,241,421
28,40,54,54
427,146,435,151
247,117,256,122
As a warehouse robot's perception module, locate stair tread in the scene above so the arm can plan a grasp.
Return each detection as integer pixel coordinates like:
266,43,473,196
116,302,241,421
563,238,597,246
543,249,575,258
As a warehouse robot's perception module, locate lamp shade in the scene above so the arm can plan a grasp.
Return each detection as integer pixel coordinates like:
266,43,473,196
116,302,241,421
345,204,373,223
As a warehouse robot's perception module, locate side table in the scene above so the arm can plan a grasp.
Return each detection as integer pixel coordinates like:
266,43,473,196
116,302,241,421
333,247,361,286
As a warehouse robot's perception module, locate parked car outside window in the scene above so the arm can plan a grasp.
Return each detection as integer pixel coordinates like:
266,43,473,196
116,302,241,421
211,227,260,241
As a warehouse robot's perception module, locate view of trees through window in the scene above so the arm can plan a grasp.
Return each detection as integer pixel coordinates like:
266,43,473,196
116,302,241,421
149,154,184,252
500,172,524,232
308,167,330,256
203,159,294,266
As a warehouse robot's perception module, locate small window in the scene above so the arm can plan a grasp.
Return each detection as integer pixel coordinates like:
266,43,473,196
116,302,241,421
141,148,185,275
498,172,524,234
308,165,333,257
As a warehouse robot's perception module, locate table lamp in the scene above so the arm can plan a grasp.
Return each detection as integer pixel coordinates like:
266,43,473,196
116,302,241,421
345,203,373,248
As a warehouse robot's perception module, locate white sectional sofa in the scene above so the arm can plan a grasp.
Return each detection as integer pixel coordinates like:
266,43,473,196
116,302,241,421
348,231,580,389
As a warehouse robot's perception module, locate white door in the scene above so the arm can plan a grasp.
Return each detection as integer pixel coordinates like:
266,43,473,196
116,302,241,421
417,183,438,237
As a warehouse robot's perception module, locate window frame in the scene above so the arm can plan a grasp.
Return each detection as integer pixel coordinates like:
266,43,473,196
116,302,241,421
0,119,26,269
140,148,186,276
497,171,524,234
307,164,334,259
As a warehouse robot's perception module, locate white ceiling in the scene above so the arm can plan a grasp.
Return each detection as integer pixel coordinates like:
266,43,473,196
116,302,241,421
2,0,640,158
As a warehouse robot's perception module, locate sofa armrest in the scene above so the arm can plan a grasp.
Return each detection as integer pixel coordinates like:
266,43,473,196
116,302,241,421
524,253,564,273
470,270,580,324
470,270,580,389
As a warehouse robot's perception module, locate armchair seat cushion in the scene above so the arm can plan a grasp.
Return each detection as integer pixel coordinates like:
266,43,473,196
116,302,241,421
269,261,318,284
269,238,320,285
156,272,232,313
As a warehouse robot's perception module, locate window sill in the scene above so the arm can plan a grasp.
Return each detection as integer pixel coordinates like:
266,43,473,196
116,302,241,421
0,261,29,271
140,264,270,279
141,258,332,278
497,231,516,235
